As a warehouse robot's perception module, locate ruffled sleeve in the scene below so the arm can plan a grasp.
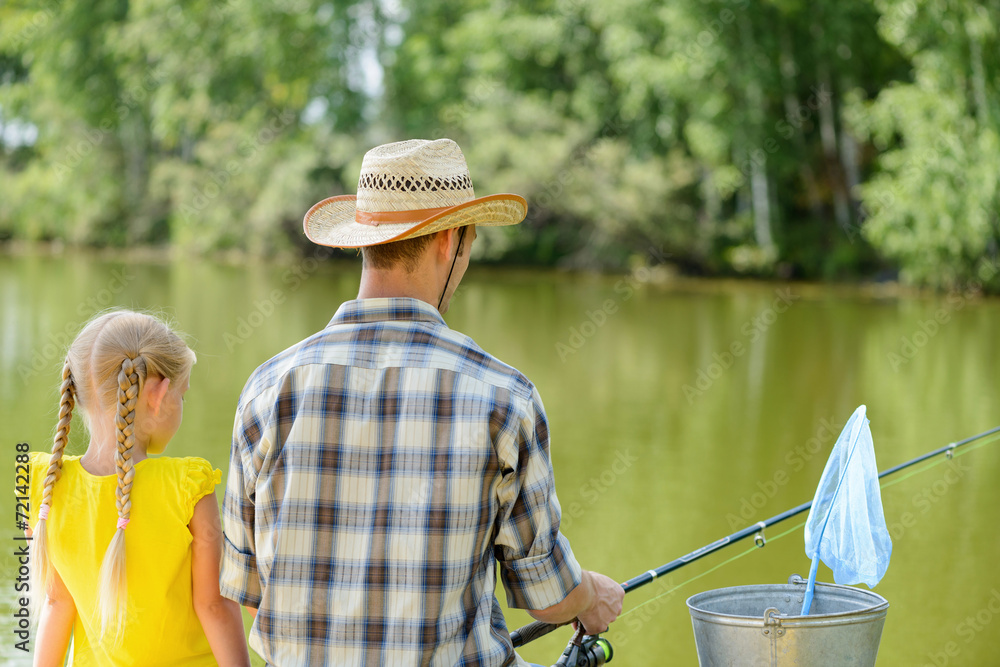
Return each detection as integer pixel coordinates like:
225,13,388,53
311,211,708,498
183,457,222,523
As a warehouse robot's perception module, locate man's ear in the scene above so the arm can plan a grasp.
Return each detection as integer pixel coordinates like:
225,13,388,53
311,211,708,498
144,376,171,417
435,228,459,262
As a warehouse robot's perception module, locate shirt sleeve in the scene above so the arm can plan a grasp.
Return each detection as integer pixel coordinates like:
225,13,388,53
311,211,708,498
493,387,583,611
219,388,270,608
183,457,222,523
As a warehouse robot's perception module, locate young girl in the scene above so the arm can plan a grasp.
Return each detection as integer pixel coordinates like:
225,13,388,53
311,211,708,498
27,310,251,666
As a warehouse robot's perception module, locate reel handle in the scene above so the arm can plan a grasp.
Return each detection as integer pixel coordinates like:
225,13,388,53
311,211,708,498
553,627,614,667
511,620,563,648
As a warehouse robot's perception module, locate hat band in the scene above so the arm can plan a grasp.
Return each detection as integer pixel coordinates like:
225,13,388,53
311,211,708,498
356,205,452,227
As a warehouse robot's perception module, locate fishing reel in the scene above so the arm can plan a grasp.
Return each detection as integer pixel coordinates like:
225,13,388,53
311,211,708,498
552,627,613,667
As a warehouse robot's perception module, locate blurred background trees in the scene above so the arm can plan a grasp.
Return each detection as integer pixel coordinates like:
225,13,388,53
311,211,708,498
1,0,998,290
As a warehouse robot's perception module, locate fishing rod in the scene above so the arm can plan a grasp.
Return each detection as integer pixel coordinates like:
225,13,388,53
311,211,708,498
511,423,1000,653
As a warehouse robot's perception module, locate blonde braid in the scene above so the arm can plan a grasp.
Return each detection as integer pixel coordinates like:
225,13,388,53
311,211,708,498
114,356,140,526
29,360,75,621
96,355,144,642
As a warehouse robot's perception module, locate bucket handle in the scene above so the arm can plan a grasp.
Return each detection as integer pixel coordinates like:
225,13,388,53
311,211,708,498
761,607,785,637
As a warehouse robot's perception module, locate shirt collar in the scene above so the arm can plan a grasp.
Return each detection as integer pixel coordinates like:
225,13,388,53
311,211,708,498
328,297,447,328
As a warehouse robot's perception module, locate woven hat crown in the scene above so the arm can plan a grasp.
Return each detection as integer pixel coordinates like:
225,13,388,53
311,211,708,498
302,137,526,248
357,139,476,213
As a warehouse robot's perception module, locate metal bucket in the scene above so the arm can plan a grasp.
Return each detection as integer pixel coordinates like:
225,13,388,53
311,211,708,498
687,574,889,667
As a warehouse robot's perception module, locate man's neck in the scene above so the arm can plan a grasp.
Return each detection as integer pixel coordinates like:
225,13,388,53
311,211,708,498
357,267,439,309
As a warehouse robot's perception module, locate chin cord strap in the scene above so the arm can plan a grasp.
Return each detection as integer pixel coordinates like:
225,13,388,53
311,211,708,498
437,226,468,311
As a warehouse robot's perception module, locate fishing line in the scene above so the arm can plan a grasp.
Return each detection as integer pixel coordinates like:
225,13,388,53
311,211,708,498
618,520,808,621
615,431,1000,623
879,432,1000,491
511,425,1000,649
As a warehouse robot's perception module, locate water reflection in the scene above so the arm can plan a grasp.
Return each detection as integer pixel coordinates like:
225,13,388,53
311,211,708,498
1,254,998,666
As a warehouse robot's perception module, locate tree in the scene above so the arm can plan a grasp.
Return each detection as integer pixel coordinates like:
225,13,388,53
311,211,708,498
2,0,995,291
382,0,902,279
0,0,375,252
847,0,1000,290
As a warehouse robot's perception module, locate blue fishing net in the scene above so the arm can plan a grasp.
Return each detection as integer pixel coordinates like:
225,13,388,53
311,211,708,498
802,405,891,608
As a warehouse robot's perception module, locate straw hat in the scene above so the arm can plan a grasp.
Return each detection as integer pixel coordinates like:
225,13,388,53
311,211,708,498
303,139,528,248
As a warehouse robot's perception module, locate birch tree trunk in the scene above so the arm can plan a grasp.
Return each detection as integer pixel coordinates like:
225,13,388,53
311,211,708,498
739,11,775,255
817,62,851,234
751,165,774,252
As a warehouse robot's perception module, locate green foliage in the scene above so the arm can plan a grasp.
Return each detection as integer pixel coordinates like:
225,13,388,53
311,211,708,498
846,0,1000,290
0,0,996,290
0,0,371,252
382,0,909,279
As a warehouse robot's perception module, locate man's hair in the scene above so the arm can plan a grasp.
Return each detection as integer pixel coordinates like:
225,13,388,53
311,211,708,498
361,232,438,272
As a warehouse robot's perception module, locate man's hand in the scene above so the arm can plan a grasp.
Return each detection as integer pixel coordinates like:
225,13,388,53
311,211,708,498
575,571,624,635
526,570,624,633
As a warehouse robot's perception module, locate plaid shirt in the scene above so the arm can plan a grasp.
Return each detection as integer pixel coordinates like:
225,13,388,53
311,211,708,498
221,298,582,666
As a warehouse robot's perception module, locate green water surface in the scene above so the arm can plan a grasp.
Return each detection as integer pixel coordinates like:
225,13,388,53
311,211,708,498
2,253,998,666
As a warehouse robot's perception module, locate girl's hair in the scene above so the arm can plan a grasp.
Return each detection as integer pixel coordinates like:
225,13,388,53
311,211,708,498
30,310,195,640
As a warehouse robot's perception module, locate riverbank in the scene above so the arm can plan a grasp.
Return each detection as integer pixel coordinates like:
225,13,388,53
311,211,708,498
5,239,992,306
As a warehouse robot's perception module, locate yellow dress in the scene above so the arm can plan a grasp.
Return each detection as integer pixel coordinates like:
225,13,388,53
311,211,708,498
28,452,222,666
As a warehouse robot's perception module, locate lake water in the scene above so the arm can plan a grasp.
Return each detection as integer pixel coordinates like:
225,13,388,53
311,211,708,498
2,252,999,666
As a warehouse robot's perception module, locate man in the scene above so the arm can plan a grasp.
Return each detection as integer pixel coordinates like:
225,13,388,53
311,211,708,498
221,139,623,666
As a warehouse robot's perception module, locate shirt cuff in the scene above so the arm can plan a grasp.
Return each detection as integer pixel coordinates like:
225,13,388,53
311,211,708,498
220,533,263,608
499,532,583,611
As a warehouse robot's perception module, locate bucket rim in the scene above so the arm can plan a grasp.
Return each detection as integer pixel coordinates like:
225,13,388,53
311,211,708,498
686,578,889,627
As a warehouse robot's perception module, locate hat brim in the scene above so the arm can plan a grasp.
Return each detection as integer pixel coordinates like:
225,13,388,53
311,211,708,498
303,193,527,248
